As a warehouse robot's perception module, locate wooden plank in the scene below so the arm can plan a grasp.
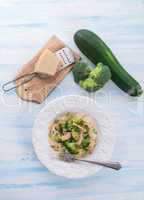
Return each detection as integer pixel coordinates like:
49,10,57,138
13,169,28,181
16,36,80,103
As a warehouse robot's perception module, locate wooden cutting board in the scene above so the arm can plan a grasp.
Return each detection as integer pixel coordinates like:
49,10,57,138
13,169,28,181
16,36,80,103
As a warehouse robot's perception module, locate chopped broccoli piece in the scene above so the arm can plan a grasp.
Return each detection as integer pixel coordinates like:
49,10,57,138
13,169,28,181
50,134,61,142
89,63,111,85
66,122,73,131
64,142,78,154
60,122,67,132
81,137,90,148
73,62,91,83
79,78,101,92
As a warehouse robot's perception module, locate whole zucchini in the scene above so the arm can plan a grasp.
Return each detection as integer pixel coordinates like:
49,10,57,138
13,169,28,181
74,29,143,96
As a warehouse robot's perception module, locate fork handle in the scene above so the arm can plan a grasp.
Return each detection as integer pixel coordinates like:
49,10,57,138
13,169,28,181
76,159,122,170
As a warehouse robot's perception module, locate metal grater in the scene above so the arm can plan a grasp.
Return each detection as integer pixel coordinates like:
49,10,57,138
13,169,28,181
55,47,75,70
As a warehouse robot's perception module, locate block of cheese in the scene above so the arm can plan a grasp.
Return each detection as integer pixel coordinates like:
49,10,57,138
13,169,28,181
34,49,60,76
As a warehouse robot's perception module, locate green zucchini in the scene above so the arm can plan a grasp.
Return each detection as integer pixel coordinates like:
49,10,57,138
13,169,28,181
74,29,143,96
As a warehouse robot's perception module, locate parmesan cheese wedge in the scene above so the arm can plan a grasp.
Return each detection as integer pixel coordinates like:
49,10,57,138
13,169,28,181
34,49,60,76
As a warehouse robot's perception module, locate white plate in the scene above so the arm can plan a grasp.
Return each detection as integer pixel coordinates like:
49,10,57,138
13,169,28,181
32,95,115,179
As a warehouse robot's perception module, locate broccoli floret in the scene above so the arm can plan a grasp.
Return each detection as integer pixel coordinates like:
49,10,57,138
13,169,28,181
73,62,91,83
79,78,101,92
89,63,111,85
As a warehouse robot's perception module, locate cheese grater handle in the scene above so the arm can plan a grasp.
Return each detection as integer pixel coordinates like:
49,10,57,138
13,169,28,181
2,72,37,92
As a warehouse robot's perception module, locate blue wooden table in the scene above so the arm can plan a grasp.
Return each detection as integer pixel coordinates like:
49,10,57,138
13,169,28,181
0,0,144,199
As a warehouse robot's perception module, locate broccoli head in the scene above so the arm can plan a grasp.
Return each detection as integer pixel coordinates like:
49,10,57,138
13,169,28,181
73,61,111,92
73,62,91,83
89,63,111,85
